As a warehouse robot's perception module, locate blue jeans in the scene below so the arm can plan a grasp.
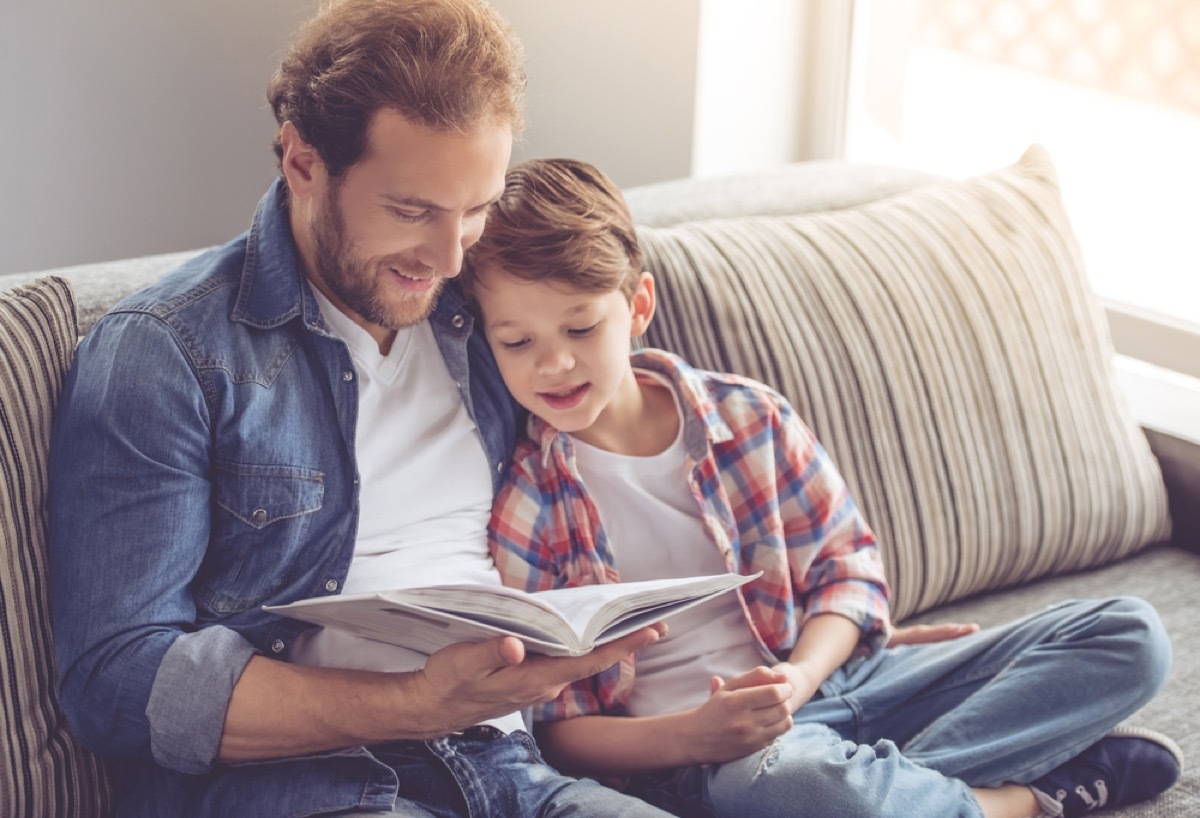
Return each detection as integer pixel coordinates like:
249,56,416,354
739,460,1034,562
333,728,672,817
628,597,1171,818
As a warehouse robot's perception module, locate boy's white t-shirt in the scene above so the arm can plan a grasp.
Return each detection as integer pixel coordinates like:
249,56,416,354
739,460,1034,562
291,289,524,734
570,374,766,717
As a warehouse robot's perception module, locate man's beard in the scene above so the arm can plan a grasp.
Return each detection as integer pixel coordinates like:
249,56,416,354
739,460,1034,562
310,184,444,330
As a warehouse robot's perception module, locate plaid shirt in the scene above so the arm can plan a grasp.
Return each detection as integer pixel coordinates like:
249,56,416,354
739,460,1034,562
489,349,891,722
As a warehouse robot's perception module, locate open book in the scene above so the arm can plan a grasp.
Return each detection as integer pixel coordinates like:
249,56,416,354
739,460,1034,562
264,572,759,657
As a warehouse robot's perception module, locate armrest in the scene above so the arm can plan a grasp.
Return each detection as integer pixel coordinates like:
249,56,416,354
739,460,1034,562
1145,428,1200,554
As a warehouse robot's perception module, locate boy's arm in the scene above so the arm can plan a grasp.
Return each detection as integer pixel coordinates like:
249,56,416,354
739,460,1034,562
536,664,795,776
773,400,892,653
770,612,861,713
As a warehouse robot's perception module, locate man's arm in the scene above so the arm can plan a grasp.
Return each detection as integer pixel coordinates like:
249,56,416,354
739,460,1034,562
219,628,662,761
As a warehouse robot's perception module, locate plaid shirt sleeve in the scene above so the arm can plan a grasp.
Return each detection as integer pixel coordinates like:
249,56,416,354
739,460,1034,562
488,440,560,594
487,439,620,721
771,397,892,655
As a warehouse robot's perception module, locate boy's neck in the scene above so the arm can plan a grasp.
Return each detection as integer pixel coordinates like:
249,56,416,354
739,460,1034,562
568,378,680,457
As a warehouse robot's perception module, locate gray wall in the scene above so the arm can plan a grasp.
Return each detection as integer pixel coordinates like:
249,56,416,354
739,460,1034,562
0,1,317,276
0,1,703,276
493,0,701,189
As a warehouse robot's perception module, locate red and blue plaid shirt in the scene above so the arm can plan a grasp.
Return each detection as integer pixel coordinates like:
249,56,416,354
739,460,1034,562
489,349,892,721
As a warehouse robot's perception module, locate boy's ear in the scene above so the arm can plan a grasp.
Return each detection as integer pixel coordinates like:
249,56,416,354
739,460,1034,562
279,121,325,202
630,271,656,337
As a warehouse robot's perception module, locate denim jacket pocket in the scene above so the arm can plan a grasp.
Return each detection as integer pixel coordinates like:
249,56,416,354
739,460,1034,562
199,461,325,615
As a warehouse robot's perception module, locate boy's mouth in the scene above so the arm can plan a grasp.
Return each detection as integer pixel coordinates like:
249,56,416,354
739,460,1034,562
538,383,590,410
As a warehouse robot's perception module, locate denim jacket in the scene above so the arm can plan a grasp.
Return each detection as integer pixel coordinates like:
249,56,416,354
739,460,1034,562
47,179,517,816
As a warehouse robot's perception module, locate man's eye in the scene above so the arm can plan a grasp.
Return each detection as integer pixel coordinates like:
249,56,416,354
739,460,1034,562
389,208,427,223
568,323,599,337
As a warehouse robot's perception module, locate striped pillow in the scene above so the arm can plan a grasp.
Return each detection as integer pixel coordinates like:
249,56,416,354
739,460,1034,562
638,145,1171,621
1,277,113,816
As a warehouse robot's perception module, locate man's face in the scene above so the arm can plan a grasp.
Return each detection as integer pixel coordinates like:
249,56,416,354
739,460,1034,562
301,109,512,345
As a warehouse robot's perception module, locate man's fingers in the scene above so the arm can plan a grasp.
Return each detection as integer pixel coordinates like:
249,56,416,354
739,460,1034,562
577,624,664,672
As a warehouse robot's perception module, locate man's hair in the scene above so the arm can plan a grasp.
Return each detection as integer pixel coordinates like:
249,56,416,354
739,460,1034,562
464,158,644,300
267,0,526,177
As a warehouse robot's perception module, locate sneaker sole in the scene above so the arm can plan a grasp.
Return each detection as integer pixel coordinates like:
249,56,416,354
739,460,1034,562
1109,724,1185,771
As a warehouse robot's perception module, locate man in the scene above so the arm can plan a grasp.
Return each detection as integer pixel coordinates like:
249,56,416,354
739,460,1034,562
47,2,670,815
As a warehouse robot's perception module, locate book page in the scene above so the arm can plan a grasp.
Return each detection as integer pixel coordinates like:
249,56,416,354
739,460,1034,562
264,572,759,657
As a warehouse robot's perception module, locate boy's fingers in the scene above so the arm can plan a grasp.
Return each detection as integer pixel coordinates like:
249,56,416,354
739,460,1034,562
888,622,979,646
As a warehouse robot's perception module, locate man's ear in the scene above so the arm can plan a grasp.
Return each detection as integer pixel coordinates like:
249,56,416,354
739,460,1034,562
278,121,323,201
630,271,657,337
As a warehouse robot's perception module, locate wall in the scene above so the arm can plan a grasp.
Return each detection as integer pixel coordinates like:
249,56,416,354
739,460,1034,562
1,1,822,276
491,0,701,189
0,1,314,276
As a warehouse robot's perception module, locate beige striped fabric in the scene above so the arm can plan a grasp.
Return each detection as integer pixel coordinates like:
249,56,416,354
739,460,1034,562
638,145,1171,621
1,277,113,817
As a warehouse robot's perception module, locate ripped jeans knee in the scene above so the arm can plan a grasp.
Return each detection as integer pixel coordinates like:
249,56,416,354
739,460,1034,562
703,724,980,818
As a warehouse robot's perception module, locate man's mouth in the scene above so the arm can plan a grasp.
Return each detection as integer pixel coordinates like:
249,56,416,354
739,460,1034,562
388,266,437,291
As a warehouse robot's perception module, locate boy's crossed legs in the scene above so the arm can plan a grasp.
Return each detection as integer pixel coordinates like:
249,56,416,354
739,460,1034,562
635,597,1179,818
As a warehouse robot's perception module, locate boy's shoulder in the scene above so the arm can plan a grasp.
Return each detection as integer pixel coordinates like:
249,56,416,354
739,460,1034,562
631,347,790,410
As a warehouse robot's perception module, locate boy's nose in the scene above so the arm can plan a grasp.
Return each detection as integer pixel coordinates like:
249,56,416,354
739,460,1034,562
536,347,574,375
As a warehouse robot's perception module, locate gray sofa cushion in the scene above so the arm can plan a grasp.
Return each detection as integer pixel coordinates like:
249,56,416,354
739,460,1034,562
0,276,113,817
637,145,1171,621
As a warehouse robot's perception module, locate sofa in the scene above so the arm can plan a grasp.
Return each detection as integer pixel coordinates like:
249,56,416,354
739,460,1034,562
2,144,1197,817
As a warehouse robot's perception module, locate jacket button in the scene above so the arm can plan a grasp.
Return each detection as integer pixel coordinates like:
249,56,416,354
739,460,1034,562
496,461,504,473
251,508,268,525
342,371,354,382
271,640,285,654
325,579,339,592
452,314,465,329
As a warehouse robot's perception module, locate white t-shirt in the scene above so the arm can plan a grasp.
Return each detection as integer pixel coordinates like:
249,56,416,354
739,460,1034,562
571,375,766,717
291,290,524,734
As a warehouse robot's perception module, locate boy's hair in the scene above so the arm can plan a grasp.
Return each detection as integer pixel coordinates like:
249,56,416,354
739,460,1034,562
267,0,526,178
464,158,644,299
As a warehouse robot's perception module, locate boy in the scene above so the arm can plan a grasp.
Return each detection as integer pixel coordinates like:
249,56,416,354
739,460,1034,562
459,158,1181,818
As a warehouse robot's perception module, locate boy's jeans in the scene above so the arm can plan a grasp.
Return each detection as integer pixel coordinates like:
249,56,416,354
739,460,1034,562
337,727,672,818
630,596,1171,818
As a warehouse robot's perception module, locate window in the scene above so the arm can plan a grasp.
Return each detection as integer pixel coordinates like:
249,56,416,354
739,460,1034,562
845,0,1200,439
846,0,1200,327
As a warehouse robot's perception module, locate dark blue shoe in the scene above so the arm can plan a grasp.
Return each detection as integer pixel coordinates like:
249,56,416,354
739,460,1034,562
1030,726,1183,816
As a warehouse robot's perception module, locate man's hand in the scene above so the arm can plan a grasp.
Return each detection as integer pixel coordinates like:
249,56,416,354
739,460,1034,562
677,667,794,763
413,624,666,735
887,621,979,646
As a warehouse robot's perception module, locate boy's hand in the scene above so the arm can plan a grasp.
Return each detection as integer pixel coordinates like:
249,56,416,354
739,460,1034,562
769,660,824,714
887,622,979,646
681,667,794,763
415,624,665,735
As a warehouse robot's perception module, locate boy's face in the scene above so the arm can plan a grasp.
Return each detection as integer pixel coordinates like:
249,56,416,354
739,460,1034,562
474,265,655,448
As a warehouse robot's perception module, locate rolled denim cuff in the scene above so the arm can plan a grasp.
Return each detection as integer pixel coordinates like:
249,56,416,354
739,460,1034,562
147,627,259,773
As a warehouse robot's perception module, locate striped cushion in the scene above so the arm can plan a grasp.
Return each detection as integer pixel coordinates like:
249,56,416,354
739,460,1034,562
638,145,1171,621
1,277,113,816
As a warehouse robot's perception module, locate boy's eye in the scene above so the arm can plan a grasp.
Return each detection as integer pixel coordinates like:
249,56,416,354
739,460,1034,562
568,323,599,337
500,338,530,351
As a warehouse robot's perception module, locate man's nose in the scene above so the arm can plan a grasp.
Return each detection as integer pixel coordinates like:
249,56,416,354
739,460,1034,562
417,217,466,277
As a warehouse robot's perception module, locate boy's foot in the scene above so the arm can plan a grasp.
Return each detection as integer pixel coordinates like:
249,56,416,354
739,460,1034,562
1030,726,1183,817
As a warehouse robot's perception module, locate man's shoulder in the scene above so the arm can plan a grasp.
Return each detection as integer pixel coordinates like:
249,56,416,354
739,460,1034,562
110,235,248,323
